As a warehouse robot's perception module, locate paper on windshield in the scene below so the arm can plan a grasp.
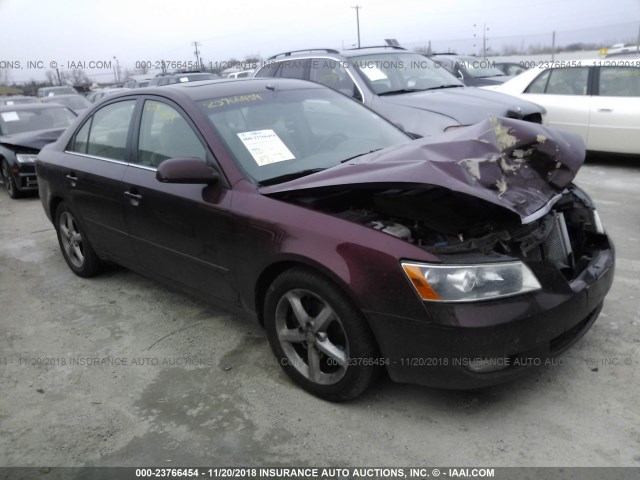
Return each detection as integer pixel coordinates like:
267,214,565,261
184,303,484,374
1,112,19,122
358,65,388,82
237,129,295,166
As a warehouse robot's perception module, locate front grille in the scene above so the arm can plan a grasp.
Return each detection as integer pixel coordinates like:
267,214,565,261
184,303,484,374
544,212,573,268
522,211,574,268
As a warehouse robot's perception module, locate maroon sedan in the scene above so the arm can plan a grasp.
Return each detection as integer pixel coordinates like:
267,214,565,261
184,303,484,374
36,78,614,401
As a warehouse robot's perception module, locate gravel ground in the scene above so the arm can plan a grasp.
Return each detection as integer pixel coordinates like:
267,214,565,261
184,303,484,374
0,156,639,471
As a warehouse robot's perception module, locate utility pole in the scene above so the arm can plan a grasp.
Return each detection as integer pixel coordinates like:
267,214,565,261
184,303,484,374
192,41,202,70
481,24,490,58
55,67,62,86
473,24,489,57
551,31,556,61
113,56,119,83
351,5,361,48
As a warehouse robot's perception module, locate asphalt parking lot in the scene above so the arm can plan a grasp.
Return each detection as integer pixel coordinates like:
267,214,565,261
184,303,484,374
0,156,639,469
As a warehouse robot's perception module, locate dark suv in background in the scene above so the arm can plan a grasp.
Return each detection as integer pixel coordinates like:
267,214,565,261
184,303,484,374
254,46,544,138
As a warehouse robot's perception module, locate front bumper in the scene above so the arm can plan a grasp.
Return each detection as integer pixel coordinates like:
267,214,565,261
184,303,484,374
366,245,615,389
12,164,38,192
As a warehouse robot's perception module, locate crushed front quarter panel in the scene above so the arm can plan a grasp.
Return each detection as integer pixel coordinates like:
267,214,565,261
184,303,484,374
260,117,585,222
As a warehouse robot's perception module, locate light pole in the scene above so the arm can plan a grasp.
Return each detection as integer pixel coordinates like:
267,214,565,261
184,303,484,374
352,5,361,49
113,56,120,83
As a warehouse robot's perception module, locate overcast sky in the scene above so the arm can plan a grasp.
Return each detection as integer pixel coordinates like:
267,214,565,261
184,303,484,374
1,0,639,83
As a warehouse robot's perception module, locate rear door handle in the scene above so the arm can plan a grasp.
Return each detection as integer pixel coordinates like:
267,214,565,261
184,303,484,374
597,108,613,112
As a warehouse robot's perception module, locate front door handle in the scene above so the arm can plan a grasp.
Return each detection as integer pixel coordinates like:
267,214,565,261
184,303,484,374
124,191,142,200
65,173,78,187
597,108,613,112
124,190,142,206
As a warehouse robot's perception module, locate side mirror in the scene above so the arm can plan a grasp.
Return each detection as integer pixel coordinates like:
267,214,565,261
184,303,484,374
156,158,219,184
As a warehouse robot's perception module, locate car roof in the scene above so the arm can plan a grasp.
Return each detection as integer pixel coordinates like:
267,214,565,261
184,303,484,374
106,77,325,103
0,103,72,112
41,94,85,100
39,86,74,91
266,46,411,60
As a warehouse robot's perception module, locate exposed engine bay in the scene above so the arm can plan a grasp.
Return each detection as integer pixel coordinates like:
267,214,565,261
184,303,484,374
272,184,608,280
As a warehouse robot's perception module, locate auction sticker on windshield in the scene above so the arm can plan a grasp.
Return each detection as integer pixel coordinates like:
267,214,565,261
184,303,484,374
237,129,295,166
1,112,19,122
358,65,388,81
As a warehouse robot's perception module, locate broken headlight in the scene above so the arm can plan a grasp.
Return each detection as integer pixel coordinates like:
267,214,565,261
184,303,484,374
401,261,541,302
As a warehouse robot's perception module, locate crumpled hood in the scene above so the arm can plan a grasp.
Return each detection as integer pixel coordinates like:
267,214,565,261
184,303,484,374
378,87,541,123
260,117,585,222
0,128,66,151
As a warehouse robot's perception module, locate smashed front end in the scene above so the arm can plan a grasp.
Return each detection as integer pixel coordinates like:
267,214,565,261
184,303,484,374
262,117,615,388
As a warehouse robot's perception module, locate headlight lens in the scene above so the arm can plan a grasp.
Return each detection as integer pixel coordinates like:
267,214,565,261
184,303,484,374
401,261,541,302
16,154,38,164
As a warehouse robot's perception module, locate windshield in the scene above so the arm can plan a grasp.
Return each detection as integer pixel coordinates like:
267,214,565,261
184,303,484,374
45,96,91,110
458,58,506,78
40,87,77,96
57,95,91,110
0,107,76,135
1,97,39,105
349,52,464,94
200,88,411,184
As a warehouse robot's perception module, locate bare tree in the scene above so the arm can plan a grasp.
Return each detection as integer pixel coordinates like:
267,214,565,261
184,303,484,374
413,45,433,55
67,69,89,85
45,70,58,86
0,68,10,85
120,68,132,82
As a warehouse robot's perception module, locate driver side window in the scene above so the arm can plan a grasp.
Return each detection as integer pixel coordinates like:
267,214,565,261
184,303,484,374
137,100,206,168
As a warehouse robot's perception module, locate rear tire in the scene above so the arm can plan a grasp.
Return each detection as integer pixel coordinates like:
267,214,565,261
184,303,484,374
54,202,104,277
264,267,379,401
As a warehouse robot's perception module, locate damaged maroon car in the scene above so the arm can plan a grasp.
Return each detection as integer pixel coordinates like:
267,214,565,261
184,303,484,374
36,78,614,401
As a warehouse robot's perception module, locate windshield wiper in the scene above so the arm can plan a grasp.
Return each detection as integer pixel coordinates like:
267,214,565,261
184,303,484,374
258,168,326,186
340,148,382,163
426,84,464,90
377,88,424,96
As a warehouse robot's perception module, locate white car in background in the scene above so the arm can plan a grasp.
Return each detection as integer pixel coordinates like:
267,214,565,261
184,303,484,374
487,59,640,155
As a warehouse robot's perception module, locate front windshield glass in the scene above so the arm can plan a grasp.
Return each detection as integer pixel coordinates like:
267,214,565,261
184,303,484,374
50,96,92,110
200,87,411,184
349,52,464,94
0,107,76,135
1,97,38,105
459,58,506,78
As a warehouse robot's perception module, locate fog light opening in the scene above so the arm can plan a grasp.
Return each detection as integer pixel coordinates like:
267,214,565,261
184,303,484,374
465,357,510,373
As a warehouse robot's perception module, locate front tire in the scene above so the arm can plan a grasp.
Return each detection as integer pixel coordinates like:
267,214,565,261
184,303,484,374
2,160,21,199
264,267,379,401
54,202,104,277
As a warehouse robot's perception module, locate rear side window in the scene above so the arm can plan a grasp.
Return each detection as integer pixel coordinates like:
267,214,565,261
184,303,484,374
310,59,360,100
68,100,136,161
599,67,640,97
255,61,280,78
525,67,588,95
136,100,206,168
277,59,309,79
